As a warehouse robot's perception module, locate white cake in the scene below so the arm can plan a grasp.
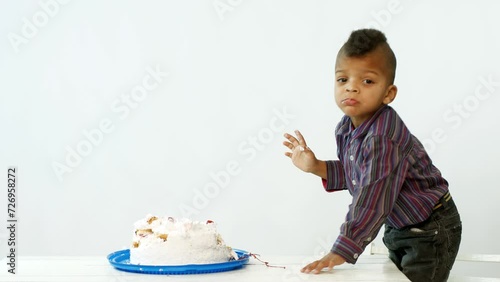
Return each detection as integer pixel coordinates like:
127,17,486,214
129,215,238,265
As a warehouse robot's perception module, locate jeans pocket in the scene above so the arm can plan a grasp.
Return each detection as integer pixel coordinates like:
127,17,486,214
405,220,440,239
384,225,439,251
409,227,439,237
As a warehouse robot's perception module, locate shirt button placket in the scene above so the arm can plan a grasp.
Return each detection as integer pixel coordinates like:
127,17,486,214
349,152,356,186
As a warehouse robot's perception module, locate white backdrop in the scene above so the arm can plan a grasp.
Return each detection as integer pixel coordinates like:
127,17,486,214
1,0,500,268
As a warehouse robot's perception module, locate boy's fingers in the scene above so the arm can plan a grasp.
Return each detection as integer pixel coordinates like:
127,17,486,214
327,260,336,271
301,258,337,275
300,263,313,273
283,133,300,147
294,130,307,147
312,261,328,274
301,260,323,274
283,141,294,149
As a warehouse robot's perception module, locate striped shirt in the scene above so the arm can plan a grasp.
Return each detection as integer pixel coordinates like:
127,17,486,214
323,105,448,264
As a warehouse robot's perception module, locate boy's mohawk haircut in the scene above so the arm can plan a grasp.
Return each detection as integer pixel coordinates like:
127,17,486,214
342,29,388,56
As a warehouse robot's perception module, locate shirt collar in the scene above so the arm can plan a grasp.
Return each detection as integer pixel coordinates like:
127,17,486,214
336,105,391,139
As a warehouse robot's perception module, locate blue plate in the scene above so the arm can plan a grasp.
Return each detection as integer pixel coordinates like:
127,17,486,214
107,249,250,275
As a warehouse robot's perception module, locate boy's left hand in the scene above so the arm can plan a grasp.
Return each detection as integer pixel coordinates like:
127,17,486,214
301,252,346,274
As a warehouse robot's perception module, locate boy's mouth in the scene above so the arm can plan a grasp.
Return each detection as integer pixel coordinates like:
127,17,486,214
341,98,359,106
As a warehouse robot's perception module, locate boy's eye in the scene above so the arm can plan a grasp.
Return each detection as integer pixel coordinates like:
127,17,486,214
363,79,374,84
337,78,347,83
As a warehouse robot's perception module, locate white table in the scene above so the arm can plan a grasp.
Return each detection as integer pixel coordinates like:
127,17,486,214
0,254,410,282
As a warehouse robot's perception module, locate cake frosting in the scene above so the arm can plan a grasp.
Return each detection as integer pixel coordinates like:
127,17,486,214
129,215,238,265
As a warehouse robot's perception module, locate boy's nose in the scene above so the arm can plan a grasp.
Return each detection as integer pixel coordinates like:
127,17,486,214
346,85,359,93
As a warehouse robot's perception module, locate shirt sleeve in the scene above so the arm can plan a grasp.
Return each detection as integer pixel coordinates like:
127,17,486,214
322,160,348,192
331,136,410,264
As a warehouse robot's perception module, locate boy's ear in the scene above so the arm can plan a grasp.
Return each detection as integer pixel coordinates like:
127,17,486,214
383,85,397,105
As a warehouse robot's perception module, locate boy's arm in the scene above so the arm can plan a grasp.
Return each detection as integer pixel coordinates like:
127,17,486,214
321,160,348,192
330,136,407,264
284,130,347,191
309,159,327,179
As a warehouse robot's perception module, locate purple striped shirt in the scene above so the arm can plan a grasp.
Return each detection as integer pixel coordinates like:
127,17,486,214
323,105,448,264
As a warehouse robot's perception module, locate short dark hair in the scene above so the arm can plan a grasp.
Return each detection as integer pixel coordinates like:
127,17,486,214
337,29,397,84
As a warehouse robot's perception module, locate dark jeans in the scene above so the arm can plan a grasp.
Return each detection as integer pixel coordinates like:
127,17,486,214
383,196,462,282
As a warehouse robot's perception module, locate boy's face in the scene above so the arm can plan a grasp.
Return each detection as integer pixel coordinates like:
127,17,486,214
334,47,397,128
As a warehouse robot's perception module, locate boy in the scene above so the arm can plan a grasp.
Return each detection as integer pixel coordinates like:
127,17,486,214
283,29,462,281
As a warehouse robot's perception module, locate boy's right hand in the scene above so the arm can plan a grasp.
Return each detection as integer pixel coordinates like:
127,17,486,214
283,130,321,174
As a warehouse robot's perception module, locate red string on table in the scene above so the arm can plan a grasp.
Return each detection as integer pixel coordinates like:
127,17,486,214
248,253,286,269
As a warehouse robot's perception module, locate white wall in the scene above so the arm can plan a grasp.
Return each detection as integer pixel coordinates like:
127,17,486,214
1,0,499,267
